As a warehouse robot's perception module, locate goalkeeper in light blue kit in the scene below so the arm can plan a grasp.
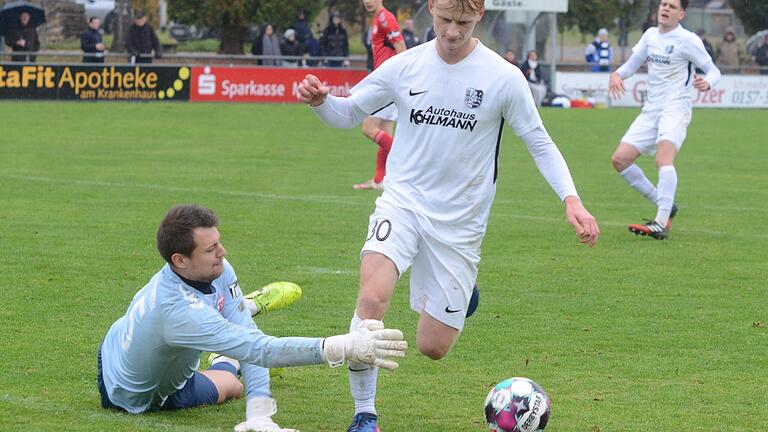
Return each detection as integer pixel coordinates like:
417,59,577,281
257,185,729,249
98,205,407,432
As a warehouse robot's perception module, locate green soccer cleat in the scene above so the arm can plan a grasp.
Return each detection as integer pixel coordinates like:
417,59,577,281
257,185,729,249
245,282,302,316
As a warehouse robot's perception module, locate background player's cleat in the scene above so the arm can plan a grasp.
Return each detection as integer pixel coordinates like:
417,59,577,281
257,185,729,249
347,413,381,432
666,203,678,230
465,284,480,318
628,219,669,240
353,179,384,191
245,282,302,316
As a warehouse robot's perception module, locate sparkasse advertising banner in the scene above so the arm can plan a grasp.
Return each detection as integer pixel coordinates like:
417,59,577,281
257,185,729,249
0,64,191,101
190,66,367,103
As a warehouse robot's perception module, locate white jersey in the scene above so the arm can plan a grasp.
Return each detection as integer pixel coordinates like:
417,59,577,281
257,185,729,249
630,25,714,110
348,40,544,243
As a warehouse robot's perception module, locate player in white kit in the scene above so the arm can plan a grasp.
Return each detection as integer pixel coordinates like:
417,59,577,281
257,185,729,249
609,0,721,240
298,1,600,430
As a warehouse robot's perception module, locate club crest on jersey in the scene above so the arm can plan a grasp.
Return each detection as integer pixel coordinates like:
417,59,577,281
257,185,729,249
228,281,242,299
217,295,225,313
665,45,674,54
465,88,484,109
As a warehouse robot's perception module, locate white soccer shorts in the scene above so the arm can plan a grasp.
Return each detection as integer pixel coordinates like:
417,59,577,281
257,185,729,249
371,103,398,122
621,106,692,155
361,200,480,331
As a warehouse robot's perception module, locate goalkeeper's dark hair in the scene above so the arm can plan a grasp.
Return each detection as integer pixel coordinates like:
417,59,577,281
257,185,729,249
157,204,219,265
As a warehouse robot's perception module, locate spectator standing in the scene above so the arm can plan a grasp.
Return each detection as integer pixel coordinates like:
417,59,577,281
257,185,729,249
423,25,436,42
695,28,715,73
642,12,657,32
504,48,518,67
320,12,350,68
520,50,547,107
401,18,420,49
81,17,105,63
126,11,160,64
5,11,40,63
304,31,321,67
754,34,768,75
291,10,311,45
716,26,743,73
585,28,612,72
281,28,304,67
257,23,281,66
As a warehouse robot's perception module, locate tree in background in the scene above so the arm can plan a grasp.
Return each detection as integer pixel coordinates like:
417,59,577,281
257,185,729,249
167,0,321,54
730,0,768,35
559,0,645,42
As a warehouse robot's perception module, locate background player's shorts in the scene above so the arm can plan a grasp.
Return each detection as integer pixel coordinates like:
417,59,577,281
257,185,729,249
361,201,480,331
621,106,692,155
371,103,398,122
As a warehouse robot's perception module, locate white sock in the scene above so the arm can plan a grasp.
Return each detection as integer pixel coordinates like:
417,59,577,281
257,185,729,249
655,165,677,227
619,164,657,203
244,298,260,316
210,354,240,372
348,310,378,415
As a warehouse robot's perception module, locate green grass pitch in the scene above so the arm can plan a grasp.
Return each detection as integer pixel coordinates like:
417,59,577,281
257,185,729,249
0,102,766,431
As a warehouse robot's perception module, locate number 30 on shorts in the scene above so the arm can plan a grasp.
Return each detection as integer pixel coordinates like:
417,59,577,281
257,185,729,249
367,219,392,242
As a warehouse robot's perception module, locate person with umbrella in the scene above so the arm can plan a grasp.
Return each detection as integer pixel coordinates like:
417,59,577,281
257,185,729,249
4,10,40,62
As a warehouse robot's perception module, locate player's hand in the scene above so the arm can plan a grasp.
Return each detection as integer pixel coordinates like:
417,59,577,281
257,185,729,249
608,72,625,99
564,196,600,247
297,74,329,107
323,319,407,370
693,75,711,92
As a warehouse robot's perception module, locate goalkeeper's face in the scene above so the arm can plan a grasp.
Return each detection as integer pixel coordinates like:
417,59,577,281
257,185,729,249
176,227,228,282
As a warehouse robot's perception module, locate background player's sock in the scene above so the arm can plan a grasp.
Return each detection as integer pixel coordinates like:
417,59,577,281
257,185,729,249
348,311,379,415
619,164,657,203
373,131,393,184
655,165,678,227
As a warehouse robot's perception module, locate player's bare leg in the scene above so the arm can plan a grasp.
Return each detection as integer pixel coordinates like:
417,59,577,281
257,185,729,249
346,252,399,431
354,117,394,191
416,312,460,360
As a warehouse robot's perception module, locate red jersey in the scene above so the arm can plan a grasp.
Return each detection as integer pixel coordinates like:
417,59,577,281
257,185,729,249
371,8,403,70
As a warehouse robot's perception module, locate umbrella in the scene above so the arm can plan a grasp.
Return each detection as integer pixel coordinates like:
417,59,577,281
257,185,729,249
746,30,768,56
0,1,46,36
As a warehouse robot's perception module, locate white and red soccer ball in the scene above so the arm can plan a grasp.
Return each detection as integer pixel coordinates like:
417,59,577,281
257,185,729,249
484,377,551,432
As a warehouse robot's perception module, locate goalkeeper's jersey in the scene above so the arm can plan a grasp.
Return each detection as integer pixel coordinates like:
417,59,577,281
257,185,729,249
100,260,323,413
348,40,558,245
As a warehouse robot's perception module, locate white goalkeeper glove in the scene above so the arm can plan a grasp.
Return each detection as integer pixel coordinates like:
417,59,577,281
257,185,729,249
234,397,298,432
322,319,407,370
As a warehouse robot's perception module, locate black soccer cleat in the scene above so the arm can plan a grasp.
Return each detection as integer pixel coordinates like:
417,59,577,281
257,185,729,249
628,219,669,240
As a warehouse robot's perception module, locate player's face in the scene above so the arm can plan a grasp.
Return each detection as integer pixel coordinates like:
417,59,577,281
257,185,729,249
362,0,382,13
177,227,228,282
430,0,483,53
657,0,685,29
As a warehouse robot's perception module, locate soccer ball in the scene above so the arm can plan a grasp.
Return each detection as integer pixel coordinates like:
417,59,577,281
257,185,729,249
484,377,551,432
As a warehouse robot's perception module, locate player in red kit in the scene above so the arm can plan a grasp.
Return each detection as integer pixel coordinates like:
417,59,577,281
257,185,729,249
353,0,406,191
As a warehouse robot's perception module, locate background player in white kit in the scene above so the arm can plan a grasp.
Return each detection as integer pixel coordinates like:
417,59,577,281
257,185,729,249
98,205,406,432
298,0,600,430
609,0,721,240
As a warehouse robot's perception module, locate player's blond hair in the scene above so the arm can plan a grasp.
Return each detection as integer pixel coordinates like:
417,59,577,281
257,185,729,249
433,0,484,15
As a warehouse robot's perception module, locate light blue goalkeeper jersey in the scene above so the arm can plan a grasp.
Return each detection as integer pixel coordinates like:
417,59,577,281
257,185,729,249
100,259,324,413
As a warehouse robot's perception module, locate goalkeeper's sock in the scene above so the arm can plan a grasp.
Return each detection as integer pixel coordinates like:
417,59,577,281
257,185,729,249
348,310,379,415
373,131,393,184
209,355,240,377
619,164,657,203
244,298,260,315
